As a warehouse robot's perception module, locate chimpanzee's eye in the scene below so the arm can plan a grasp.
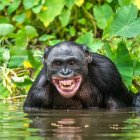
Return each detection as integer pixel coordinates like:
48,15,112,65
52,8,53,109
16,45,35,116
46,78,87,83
53,61,62,66
68,60,76,65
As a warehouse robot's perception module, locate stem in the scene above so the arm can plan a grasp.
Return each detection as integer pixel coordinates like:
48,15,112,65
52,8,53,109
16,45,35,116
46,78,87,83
81,6,97,37
7,95,27,100
73,5,78,27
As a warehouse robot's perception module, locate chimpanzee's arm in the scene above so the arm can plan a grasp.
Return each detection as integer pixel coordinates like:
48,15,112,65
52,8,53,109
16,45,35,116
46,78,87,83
90,53,133,108
23,66,52,108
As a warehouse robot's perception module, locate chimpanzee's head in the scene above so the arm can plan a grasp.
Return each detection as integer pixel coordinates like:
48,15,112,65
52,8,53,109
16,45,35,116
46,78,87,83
43,42,92,98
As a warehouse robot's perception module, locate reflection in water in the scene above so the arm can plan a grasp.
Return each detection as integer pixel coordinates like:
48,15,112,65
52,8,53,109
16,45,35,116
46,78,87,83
0,102,41,140
0,102,140,140
52,118,82,140
26,108,140,140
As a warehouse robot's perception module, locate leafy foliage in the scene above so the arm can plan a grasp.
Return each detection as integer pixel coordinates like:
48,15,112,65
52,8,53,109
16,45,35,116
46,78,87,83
0,0,140,99
0,24,15,36
93,4,113,29
38,0,65,27
104,42,133,86
107,4,140,38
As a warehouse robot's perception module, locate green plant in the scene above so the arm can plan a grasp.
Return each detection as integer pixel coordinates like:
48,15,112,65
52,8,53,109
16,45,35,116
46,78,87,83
0,0,140,99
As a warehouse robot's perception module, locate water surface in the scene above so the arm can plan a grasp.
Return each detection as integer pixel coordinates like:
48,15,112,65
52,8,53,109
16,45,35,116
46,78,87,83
0,102,140,140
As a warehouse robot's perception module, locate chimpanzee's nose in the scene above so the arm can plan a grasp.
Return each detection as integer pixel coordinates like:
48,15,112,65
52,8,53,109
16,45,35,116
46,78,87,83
61,68,72,76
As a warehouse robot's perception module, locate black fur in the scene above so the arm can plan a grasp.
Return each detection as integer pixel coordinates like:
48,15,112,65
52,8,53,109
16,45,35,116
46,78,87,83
24,42,134,109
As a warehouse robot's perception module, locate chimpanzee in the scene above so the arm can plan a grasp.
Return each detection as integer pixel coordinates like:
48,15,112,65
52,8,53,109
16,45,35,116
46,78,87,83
24,41,134,109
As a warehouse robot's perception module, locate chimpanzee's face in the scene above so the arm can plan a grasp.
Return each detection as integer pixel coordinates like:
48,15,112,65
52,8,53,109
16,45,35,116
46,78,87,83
44,43,91,98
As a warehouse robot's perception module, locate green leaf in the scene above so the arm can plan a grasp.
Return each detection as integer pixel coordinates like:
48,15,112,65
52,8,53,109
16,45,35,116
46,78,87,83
32,4,42,14
15,78,33,87
16,29,27,48
0,24,15,36
0,48,6,65
118,0,132,6
0,48,7,64
59,8,71,27
85,2,93,10
76,31,94,47
0,17,9,24
78,18,86,25
38,0,65,27
109,4,140,38
8,56,27,68
0,0,10,11
3,49,10,62
14,13,26,23
16,26,38,48
8,0,21,15
64,0,75,8
0,83,10,99
25,26,38,39
48,40,62,46
10,45,27,56
0,49,3,64
27,50,40,69
134,61,140,76
93,4,113,29
39,34,55,41
113,42,133,86
106,0,113,3
23,0,35,10
90,40,104,52
104,43,114,59
69,26,76,36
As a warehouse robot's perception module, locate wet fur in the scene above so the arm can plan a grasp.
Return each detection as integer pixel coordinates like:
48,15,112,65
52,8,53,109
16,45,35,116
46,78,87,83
24,42,134,109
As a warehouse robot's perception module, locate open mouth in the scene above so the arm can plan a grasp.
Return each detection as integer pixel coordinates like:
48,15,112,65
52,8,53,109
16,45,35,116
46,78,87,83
52,76,82,98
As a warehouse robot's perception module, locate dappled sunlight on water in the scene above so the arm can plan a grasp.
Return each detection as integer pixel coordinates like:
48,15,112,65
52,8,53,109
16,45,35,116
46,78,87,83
0,102,140,140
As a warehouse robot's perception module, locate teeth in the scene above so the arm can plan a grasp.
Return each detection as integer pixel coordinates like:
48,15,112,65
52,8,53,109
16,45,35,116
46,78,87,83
59,83,75,90
59,80,74,86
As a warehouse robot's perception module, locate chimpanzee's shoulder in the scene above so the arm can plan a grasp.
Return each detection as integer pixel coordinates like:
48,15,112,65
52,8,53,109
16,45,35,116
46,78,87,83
91,52,114,66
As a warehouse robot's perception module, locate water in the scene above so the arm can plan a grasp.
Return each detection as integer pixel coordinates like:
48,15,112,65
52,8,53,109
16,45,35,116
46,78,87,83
0,102,140,140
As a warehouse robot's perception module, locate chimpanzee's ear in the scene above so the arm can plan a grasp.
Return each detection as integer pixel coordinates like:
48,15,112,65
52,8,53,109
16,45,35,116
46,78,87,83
42,47,49,64
83,45,92,63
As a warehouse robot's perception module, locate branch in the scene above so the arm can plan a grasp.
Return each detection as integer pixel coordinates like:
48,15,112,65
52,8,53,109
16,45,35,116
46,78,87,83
81,6,97,37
